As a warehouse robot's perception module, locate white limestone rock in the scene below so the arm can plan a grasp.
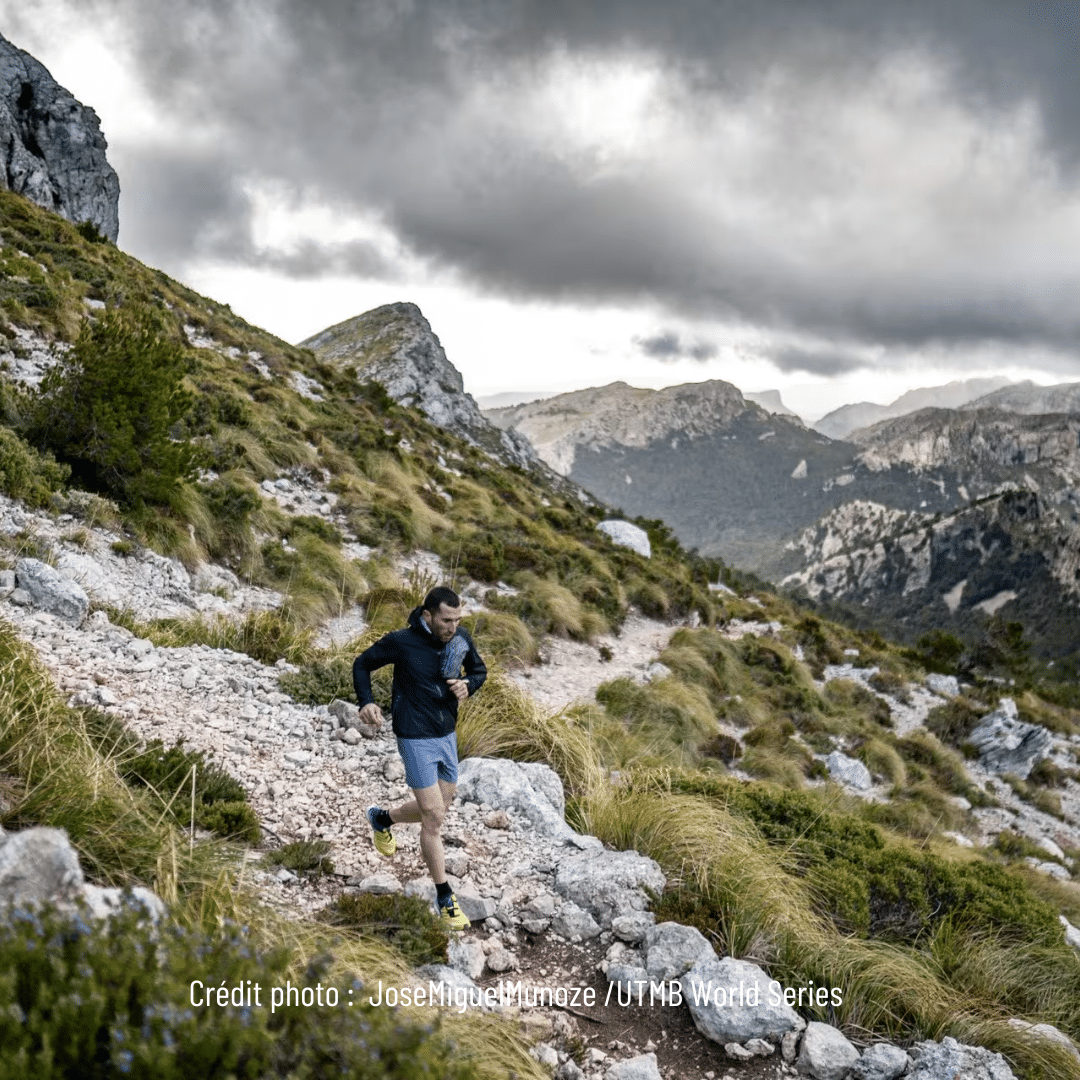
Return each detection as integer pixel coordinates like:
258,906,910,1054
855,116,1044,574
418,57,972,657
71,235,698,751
597,520,651,559
906,1036,1017,1079
968,701,1052,779
457,757,576,841
846,1043,911,1080
925,672,960,696
825,750,872,790
641,921,716,981
796,1021,859,1080
0,32,120,240
551,901,602,942
554,849,666,929
680,956,802,1045
0,826,84,908
15,557,89,623
605,1053,662,1080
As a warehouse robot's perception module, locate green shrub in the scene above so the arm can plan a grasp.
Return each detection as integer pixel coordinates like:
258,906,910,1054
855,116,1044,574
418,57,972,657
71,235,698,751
0,902,473,1080
264,840,335,878
25,306,200,507
319,893,448,968
279,655,354,705
195,800,261,844
83,722,257,843
926,697,986,745
671,777,1062,947
0,426,69,506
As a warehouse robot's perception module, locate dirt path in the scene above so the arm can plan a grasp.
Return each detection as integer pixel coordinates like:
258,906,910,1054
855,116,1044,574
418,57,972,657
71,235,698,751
507,612,681,712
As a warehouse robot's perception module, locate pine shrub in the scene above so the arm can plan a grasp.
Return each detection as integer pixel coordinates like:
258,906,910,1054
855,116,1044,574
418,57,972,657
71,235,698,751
25,307,199,507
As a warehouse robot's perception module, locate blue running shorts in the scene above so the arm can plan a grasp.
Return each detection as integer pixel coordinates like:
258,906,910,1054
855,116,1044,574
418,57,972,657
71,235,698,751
396,732,459,789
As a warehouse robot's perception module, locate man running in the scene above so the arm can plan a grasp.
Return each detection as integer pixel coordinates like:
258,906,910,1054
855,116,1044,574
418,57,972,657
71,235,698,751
354,585,486,930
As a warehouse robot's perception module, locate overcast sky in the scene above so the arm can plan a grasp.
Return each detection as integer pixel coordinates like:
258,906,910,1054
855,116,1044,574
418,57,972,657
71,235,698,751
5,1,1080,419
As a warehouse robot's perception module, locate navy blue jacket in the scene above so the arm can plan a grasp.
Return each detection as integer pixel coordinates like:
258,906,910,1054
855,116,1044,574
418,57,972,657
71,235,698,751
352,607,487,739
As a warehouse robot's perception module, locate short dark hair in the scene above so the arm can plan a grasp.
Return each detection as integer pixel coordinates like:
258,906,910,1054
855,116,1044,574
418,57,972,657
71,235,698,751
423,586,460,613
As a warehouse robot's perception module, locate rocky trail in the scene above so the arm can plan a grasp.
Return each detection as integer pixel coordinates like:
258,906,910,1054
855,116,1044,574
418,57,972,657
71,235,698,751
2,494,1080,1078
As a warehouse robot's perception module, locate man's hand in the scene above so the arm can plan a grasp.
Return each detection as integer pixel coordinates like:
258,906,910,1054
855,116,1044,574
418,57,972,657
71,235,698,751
359,703,384,726
446,679,469,703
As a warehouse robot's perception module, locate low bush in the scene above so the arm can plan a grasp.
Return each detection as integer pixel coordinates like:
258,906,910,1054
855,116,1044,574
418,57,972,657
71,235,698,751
319,893,447,968
264,839,335,878
0,426,69,506
0,902,474,1080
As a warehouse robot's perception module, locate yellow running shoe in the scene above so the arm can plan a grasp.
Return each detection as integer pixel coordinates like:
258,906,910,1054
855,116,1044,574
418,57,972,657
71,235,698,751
438,893,470,931
366,805,396,857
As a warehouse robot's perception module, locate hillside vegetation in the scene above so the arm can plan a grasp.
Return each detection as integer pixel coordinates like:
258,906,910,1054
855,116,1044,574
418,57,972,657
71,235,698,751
2,190,1080,1079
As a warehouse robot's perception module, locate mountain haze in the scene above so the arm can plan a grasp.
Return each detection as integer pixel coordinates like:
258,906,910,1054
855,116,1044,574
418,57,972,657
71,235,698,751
813,377,1014,440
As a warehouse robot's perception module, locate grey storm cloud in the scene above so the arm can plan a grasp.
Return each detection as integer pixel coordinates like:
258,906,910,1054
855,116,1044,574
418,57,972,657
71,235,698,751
21,0,1080,365
636,332,718,362
770,346,868,378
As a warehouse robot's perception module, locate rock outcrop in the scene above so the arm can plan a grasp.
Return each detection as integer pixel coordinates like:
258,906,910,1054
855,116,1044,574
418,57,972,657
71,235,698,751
301,303,539,470
0,32,120,241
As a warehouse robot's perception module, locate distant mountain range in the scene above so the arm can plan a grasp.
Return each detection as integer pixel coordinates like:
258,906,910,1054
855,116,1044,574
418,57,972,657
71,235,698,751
486,378,1080,665
959,380,1080,416
812,377,1014,440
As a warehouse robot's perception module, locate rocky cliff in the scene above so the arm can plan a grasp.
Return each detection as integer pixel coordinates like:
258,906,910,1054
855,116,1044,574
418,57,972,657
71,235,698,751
784,489,1080,664
849,408,1080,490
0,33,119,242
301,302,540,471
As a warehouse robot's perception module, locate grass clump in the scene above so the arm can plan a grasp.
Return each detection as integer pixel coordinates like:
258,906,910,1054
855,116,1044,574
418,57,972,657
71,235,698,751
103,606,317,666
319,892,448,968
82,716,260,845
264,839,336,878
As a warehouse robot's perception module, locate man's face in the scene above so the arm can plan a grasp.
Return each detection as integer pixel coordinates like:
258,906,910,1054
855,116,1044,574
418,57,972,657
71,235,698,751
426,602,462,642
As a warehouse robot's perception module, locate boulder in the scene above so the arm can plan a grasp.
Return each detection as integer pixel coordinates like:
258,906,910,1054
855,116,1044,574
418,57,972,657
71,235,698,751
81,885,166,924
825,751,872,790
642,921,716,981
55,551,122,605
554,849,666,929
597,520,651,558
0,826,84,907
15,557,89,623
906,1036,1017,1079
551,900,602,941
605,1054,662,1080
611,911,656,943
457,757,575,841
1062,915,1080,952
681,956,802,1045
1006,1019,1080,1062
447,937,486,980
967,701,1052,779
606,963,651,994
847,1043,910,1080
354,873,401,895
925,672,960,696
796,1021,859,1080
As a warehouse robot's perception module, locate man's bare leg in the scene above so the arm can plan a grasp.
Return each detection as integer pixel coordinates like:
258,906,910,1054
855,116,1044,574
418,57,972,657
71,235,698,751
389,779,455,884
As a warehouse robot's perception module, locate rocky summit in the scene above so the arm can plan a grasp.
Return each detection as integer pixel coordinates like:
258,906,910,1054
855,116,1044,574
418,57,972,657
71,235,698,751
302,301,541,472
0,33,119,241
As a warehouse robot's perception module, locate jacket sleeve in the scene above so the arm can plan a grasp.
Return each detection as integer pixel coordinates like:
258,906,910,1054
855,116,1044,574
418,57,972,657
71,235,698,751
353,634,398,707
462,630,487,698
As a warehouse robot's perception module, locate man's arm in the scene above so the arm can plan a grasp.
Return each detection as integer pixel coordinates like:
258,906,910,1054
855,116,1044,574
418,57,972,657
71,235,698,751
352,634,397,708
462,630,487,697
